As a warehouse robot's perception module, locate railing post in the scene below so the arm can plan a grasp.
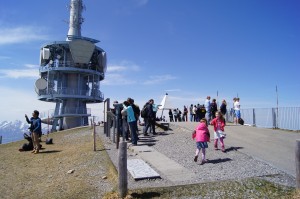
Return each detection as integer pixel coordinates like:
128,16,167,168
296,140,300,189
103,98,110,136
253,108,256,127
272,108,276,129
118,141,128,198
93,123,96,151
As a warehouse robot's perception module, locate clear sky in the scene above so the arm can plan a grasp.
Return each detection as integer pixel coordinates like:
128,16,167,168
0,0,299,122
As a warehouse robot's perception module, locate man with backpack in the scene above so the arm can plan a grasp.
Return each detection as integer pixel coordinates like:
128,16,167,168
143,99,157,135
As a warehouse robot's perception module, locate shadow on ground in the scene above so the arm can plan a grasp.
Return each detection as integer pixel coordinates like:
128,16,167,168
226,146,244,152
40,150,62,154
131,192,161,199
208,158,232,164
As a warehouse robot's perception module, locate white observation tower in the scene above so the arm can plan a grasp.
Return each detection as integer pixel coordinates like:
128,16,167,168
35,0,107,131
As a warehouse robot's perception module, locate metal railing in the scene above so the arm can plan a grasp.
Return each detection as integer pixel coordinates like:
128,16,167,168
228,107,300,131
40,61,105,74
38,87,104,99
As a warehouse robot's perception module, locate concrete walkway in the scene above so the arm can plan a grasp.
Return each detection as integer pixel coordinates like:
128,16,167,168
131,145,194,182
172,122,300,177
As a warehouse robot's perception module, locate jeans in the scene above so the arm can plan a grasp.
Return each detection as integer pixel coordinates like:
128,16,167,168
143,118,156,134
205,112,211,123
128,121,138,144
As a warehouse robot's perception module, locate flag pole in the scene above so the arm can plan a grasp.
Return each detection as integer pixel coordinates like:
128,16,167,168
276,85,279,129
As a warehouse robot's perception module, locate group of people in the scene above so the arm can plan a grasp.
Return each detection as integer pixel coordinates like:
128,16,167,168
192,96,241,165
167,96,241,124
113,98,160,146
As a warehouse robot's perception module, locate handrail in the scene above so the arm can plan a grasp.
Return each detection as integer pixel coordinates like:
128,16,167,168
38,87,104,99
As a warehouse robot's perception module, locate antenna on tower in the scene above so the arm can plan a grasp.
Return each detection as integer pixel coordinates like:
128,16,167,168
67,0,85,40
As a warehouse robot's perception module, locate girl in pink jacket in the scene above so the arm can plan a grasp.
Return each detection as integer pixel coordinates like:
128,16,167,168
210,111,226,152
193,118,210,164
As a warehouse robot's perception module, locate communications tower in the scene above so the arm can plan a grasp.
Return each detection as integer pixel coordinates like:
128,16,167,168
35,0,107,131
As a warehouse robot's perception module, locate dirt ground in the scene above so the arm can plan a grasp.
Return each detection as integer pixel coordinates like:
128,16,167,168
0,127,117,199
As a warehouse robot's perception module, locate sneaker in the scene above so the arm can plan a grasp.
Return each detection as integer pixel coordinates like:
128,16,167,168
34,150,39,154
144,133,149,136
222,148,226,152
31,149,36,153
214,147,218,150
194,156,198,162
200,159,207,165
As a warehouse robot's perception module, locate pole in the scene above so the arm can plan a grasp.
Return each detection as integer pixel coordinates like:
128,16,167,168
0,135,2,144
276,85,279,129
93,123,96,151
118,141,128,198
296,140,300,189
47,110,49,135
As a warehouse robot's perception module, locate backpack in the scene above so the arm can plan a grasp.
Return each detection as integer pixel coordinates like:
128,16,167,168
141,105,148,118
132,104,140,119
238,118,244,125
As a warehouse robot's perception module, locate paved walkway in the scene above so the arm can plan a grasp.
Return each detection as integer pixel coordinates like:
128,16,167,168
172,122,300,177
131,145,194,182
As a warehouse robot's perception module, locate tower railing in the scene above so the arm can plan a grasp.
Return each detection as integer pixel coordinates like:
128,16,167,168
38,87,104,99
39,61,104,74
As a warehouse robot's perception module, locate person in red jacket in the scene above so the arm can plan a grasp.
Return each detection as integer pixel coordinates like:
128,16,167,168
193,118,210,165
211,111,226,152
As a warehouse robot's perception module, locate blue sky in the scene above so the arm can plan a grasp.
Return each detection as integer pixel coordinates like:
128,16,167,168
0,0,299,122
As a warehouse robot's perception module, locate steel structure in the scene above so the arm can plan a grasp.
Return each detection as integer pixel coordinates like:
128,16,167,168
35,0,106,131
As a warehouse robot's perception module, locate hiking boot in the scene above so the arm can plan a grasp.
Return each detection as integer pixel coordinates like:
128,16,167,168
194,155,198,162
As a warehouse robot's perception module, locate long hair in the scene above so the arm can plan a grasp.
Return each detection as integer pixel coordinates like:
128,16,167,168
216,111,225,122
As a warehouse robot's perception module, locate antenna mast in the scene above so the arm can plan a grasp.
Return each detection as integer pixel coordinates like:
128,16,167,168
67,0,84,39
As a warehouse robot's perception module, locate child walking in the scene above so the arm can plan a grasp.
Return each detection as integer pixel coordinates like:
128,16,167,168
211,111,226,152
193,118,210,165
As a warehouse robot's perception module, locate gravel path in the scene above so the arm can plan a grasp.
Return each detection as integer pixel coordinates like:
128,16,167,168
97,123,296,191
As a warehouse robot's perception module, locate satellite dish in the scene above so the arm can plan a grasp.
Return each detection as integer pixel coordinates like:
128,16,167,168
35,78,47,90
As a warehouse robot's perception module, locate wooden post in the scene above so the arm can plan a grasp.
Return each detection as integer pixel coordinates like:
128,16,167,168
93,123,96,151
118,141,128,198
296,140,300,189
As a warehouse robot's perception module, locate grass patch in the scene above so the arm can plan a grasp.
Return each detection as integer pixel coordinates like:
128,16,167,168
0,127,117,199
104,178,295,199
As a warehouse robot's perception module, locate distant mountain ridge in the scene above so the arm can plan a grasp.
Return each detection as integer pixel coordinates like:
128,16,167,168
0,120,48,144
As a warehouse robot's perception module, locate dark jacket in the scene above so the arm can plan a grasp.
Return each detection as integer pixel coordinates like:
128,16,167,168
26,116,42,134
146,104,155,119
220,103,227,115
